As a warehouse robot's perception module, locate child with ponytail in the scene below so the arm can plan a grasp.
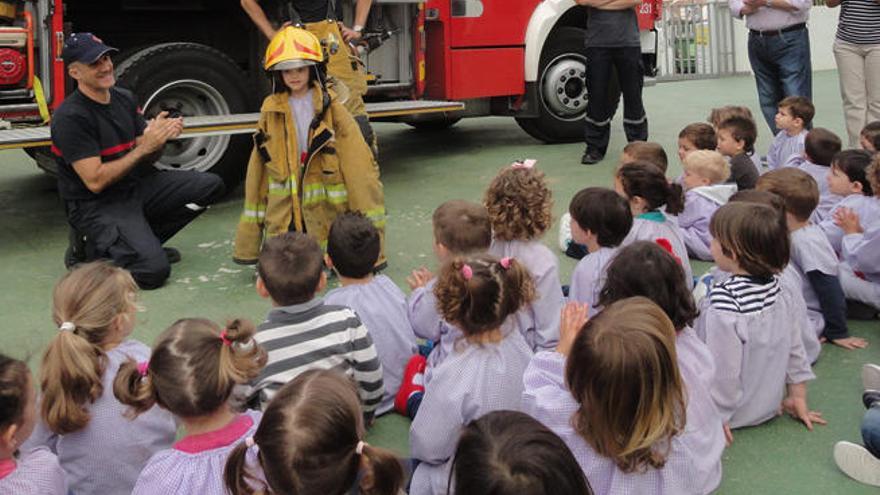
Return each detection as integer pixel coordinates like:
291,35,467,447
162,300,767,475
0,354,66,494
24,262,177,495
615,161,694,286
224,369,404,495
114,317,267,494
409,254,535,495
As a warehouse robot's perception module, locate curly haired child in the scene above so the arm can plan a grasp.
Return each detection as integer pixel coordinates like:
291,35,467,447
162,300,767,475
23,262,176,495
484,161,563,351
114,318,267,494
409,254,536,495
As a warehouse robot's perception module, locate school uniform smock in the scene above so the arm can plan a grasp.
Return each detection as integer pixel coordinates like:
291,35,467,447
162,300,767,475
568,246,618,317
0,447,67,495
622,212,695,288
678,184,737,261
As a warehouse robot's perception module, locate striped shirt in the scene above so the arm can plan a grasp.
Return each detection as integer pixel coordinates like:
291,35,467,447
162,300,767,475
709,275,781,314
837,0,880,45
250,298,384,418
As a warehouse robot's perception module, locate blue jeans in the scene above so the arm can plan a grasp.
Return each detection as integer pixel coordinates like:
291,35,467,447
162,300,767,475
747,27,812,133
862,406,880,458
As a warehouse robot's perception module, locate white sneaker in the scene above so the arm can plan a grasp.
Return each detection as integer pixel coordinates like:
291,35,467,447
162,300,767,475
558,212,572,252
834,441,880,487
863,364,880,392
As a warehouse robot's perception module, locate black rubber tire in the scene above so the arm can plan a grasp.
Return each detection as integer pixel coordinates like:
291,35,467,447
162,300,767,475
25,146,58,175
516,26,619,143
115,43,255,191
405,116,462,131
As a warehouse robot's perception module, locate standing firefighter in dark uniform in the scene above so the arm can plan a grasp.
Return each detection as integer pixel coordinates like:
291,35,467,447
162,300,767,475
241,0,375,148
578,0,649,165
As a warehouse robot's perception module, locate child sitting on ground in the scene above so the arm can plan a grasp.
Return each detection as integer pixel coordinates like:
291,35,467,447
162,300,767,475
835,206,880,315
783,127,844,222
757,169,868,350
716,116,759,190
861,121,880,152
678,150,737,260
409,254,535,495
523,298,723,494
407,200,491,372
450,410,594,495
0,354,66,494
678,122,717,163
115,318,267,494
249,232,384,418
696,202,821,432
767,96,813,170
620,141,669,172
225,370,405,495
24,262,177,495
820,150,880,253
567,187,633,316
616,161,694,286
324,212,419,416
485,162,563,351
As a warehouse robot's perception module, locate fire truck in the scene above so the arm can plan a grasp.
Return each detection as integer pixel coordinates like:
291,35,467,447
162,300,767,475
0,0,659,187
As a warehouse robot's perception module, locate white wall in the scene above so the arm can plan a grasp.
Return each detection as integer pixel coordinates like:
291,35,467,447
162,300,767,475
731,6,840,74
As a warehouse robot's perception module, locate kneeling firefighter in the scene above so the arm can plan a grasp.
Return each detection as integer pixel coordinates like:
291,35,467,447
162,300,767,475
233,26,386,266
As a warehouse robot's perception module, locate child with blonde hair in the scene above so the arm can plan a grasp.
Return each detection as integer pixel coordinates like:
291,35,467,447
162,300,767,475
678,150,736,260
410,254,535,494
523,297,722,494
114,318,267,494
0,354,66,494
224,369,404,495
23,262,176,495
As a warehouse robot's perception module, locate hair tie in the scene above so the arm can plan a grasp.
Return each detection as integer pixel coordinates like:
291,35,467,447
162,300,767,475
59,321,76,332
136,361,150,377
499,257,512,270
460,264,473,281
219,330,233,347
510,159,536,169
654,238,682,266
355,440,367,455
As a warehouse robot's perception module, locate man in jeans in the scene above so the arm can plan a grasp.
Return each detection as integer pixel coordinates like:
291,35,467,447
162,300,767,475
729,0,812,134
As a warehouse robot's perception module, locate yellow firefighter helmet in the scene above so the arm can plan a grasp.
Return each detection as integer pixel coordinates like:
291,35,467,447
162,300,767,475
264,26,324,71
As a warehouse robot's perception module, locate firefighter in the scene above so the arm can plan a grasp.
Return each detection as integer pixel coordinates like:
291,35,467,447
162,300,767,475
240,0,375,149
233,27,385,266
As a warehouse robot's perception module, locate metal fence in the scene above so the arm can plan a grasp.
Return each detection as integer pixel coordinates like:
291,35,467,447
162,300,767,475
656,0,737,81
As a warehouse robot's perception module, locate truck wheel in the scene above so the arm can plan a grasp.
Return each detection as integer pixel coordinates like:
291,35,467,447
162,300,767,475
115,43,255,191
25,147,57,175
516,26,619,143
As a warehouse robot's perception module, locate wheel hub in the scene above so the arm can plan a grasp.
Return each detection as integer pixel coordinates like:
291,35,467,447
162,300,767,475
541,54,588,121
142,79,231,173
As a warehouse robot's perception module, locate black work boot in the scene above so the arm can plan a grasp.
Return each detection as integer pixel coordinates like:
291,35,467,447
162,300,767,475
580,148,604,165
64,228,87,269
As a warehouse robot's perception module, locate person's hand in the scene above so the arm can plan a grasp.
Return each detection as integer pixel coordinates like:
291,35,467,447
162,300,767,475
834,207,864,235
407,267,433,290
141,111,183,154
830,336,869,350
780,385,826,431
723,423,734,447
340,24,362,43
556,302,589,356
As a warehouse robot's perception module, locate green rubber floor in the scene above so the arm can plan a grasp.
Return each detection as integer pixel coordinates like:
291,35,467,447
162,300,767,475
1,70,877,493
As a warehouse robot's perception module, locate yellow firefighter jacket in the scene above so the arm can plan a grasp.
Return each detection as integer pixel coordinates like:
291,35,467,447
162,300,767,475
233,84,385,264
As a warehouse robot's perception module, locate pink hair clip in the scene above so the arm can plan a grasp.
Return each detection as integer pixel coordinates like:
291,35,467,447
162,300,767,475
137,360,150,377
461,264,473,281
499,257,512,270
219,330,233,347
510,159,536,170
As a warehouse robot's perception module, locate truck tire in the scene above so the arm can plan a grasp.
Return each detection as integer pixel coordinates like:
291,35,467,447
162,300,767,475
115,43,255,191
516,26,619,143
25,147,57,175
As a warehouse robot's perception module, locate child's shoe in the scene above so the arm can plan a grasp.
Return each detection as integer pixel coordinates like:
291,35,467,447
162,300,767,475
863,364,880,392
834,441,880,487
394,355,426,416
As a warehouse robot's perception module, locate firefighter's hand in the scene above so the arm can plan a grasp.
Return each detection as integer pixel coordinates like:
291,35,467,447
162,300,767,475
340,25,363,43
141,112,183,153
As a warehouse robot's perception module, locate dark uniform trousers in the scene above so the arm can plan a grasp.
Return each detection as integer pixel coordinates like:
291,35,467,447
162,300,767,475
67,170,225,289
583,46,649,156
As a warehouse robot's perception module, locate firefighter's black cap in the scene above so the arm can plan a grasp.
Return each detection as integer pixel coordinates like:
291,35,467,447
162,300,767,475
62,33,118,65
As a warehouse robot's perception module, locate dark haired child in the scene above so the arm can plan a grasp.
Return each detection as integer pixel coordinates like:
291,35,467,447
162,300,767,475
409,254,535,494
567,187,633,315
450,410,594,495
861,121,880,152
696,202,820,433
225,369,405,495
324,212,418,416
251,232,384,417
836,206,880,314
485,163,563,351
820,150,880,253
114,318,267,494
23,262,176,495
767,96,813,170
678,122,717,164
0,354,66,494
757,169,868,350
621,141,669,172
679,150,737,260
716,116,759,190
783,127,844,222
523,298,722,494
615,161,694,287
